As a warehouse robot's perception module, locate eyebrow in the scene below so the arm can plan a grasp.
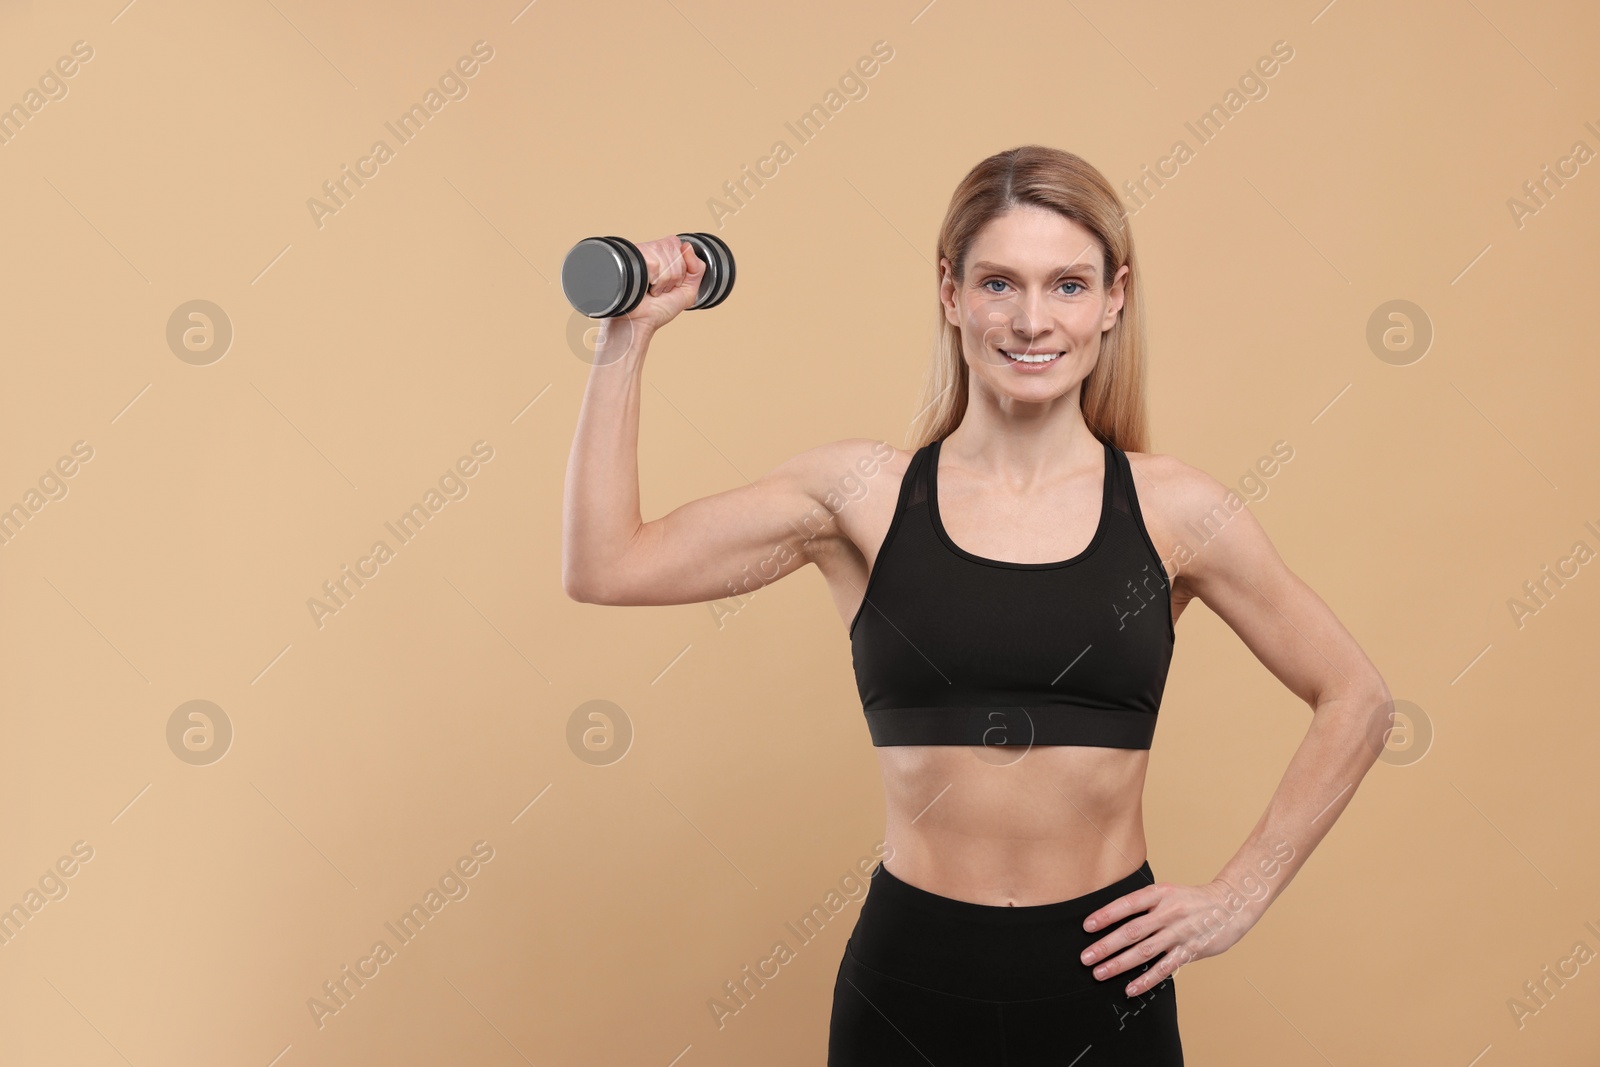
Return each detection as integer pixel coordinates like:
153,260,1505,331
969,259,1099,279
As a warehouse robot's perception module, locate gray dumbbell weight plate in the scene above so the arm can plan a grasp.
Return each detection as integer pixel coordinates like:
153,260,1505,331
561,237,640,318
676,233,720,310
602,236,647,317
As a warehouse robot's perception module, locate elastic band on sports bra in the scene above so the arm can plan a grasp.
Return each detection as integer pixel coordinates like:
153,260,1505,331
862,704,1157,749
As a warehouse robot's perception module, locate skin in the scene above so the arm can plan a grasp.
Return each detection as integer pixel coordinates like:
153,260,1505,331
563,208,1392,998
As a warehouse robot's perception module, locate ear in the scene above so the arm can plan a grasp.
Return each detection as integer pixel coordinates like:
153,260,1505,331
1103,262,1130,331
939,256,960,328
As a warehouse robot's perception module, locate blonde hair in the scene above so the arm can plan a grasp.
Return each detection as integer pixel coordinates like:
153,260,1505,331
908,145,1153,453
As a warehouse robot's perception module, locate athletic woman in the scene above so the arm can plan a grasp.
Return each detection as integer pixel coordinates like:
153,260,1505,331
563,144,1392,1065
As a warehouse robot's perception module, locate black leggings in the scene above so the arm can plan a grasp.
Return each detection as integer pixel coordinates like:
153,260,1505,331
828,859,1184,1066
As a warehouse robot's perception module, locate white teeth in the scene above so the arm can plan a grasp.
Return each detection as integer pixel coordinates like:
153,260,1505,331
1002,349,1063,364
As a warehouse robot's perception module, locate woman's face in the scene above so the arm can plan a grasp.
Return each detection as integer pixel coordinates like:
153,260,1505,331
939,205,1128,407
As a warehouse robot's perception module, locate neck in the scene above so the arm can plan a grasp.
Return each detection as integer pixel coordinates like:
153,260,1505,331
940,400,1100,483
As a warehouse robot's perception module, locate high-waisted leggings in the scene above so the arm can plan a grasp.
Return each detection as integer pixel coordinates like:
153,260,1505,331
828,859,1184,1066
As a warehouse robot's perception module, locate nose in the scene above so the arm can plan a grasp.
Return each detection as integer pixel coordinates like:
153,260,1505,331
1006,286,1052,341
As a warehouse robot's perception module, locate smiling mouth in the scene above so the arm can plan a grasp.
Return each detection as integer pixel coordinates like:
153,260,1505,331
999,348,1064,364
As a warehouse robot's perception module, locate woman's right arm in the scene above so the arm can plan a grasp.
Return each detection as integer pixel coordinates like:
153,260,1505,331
560,235,860,607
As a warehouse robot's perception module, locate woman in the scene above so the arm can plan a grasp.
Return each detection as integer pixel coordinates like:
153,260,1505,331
563,145,1392,1065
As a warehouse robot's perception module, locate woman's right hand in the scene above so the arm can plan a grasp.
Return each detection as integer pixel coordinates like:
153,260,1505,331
614,236,707,335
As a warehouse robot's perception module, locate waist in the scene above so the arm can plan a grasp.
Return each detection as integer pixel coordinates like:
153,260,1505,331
875,743,1148,903
847,857,1161,1001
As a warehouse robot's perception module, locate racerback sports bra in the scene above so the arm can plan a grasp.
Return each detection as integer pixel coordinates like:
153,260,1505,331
849,435,1175,748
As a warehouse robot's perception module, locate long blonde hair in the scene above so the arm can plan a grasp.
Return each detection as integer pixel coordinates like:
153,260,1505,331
908,145,1152,454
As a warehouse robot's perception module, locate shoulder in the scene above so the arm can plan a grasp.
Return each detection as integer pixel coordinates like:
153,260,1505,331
1121,448,1227,513
1120,448,1269,588
768,438,909,563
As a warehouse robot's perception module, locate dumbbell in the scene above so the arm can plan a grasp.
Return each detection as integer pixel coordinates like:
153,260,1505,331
561,233,735,319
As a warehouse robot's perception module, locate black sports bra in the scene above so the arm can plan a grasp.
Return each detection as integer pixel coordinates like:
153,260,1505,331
849,436,1175,748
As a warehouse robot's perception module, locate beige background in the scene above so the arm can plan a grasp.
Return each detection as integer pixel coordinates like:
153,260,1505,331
1,0,1597,1063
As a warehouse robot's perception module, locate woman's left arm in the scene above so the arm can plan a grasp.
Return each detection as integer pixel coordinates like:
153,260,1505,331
1082,457,1394,996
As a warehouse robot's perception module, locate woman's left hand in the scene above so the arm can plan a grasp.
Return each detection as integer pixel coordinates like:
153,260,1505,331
1079,878,1260,996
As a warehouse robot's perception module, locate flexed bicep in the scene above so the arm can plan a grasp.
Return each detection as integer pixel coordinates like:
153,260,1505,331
567,438,887,607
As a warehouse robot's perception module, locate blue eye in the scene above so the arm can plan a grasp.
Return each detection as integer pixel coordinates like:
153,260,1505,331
981,278,1086,295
